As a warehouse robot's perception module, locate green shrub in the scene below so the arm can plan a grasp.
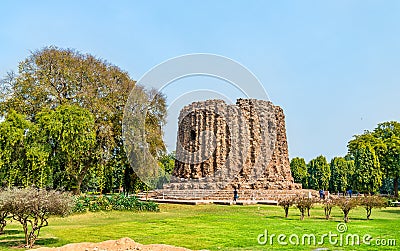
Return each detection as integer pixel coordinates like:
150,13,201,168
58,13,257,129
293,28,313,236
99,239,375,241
278,197,295,218
73,199,87,213
334,197,359,223
2,188,73,248
72,194,159,213
359,196,387,220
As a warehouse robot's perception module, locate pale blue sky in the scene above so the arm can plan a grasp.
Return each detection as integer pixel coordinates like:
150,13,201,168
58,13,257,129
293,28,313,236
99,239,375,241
1,1,399,161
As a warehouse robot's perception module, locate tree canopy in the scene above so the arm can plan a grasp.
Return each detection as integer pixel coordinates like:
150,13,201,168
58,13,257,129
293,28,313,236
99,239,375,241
0,47,168,194
347,121,400,196
36,105,96,193
307,155,330,190
352,143,382,194
290,157,308,188
329,157,354,193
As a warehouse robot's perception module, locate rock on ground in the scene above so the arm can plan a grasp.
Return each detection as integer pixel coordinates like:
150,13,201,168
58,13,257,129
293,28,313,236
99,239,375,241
30,237,198,251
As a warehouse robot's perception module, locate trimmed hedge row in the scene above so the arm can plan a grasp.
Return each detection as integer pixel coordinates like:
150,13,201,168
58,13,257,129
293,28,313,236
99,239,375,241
73,194,159,212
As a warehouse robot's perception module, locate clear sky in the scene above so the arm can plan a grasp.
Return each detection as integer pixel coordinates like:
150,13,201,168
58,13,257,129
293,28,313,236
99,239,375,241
1,0,399,162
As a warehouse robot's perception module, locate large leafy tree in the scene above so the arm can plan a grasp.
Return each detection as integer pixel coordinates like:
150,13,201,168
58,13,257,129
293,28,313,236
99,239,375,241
0,111,50,188
0,47,167,193
290,157,308,188
329,157,354,194
373,122,400,197
307,155,330,190
158,152,175,174
348,122,400,197
145,88,167,156
348,131,386,158
352,143,382,194
36,105,96,194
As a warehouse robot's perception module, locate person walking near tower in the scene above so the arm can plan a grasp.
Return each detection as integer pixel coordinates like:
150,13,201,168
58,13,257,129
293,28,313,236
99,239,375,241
233,188,239,203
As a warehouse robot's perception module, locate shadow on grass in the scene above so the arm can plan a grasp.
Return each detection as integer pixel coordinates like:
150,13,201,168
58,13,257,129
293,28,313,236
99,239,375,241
0,237,58,249
266,215,376,223
382,208,400,215
266,215,339,221
0,235,25,241
265,215,299,221
35,237,58,246
2,229,24,235
0,239,24,248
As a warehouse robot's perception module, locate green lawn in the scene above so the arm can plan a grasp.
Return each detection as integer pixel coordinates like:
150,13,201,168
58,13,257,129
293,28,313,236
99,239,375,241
0,204,398,250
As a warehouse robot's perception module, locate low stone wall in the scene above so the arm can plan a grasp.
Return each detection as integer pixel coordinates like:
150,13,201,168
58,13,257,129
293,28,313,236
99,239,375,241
154,189,318,201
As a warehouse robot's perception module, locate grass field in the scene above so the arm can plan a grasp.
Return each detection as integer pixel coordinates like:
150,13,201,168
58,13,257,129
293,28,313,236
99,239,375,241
0,203,398,250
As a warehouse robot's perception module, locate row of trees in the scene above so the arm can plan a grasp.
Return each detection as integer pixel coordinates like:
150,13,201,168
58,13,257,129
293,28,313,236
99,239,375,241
290,155,355,193
290,121,400,196
278,196,387,222
0,47,170,194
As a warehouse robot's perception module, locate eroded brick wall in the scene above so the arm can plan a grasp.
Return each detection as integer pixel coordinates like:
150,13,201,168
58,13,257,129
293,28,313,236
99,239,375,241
172,99,300,190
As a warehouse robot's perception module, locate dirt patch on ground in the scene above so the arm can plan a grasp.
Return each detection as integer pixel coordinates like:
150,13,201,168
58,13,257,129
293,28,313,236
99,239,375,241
30,237,199,251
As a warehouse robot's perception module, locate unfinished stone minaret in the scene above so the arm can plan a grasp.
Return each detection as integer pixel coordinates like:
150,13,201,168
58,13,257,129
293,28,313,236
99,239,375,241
168,99,301,191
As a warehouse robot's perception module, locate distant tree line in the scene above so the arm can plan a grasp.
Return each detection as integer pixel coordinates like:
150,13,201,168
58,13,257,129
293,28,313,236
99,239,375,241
0,47,173,194
290,121,400,197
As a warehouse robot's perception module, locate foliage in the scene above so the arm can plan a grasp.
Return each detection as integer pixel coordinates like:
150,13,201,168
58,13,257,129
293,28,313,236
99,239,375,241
73,194,159,213
380,177,395,194
0,111,50,188
307,155,330,190
348,121,400,197
304,197,316,217
0,192,9,234
374,122,400,197
278,197,294,218
123,169,149,196
1,188,73,248
322,198,335,220
334,197,359,223
36,105,96,194
294,197,308,220
352,144,382,194
293,197,317,220
158,152,175,174
359,196,387,220
0,47,167,194
290,157,308,188
155,152,175,188
329,157,354,193
145,89,167,156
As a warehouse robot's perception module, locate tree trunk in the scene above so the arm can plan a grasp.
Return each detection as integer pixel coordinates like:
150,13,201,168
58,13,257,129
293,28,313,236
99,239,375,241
0,221,6,234
394,176,399,198
344,212,349,223
0,213,7,234
285,207,289,218
72,177,83,195
324,207,331,220
23,223,29,248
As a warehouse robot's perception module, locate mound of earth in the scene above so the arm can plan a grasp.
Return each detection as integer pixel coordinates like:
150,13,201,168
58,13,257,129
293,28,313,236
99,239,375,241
30,237,199,251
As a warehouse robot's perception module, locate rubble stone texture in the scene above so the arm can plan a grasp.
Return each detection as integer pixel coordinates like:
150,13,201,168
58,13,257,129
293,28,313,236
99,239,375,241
168,99,301,192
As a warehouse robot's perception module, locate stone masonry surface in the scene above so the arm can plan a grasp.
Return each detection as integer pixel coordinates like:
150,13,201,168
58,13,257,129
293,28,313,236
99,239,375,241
166,99,302,193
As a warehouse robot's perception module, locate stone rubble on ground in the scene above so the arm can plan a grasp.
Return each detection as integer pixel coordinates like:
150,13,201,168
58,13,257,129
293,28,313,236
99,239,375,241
30,237,200,251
